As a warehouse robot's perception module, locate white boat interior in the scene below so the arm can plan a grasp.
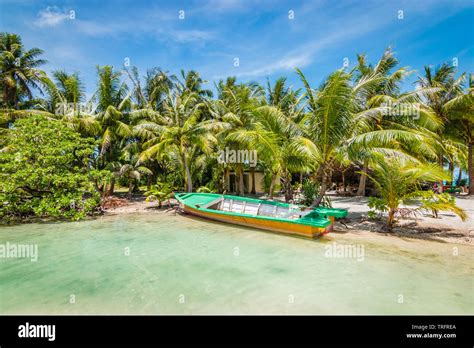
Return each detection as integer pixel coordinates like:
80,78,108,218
201,197,311,219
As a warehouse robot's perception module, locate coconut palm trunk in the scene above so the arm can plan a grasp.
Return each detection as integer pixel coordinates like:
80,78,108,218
469,142,474,195
128,179,134,199
282,171,293,202
147,175,153,190
448,161,454,185
342,170,347,192
237,165,245,195
224,167,229,193
438,154,444,193
387,208,396,231
456,168,462,186
268,173,276,199
312,170,329,207
356,161,368,196
106,176,115,197
250,167,256,195
182,153,193,192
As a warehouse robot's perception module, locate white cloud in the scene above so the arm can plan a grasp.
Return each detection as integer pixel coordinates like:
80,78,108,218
74,20,215,43
226,2,395,79
202,0,247,12
216,0,473,80
34,6,70,27
75,20,118,37
170,30,215,43
233,53,313,78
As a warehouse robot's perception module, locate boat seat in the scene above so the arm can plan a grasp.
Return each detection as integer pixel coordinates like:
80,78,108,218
279,209,310,219
297,210,314,217
275,206,290,217
243,202,259,215
202,197,224,209
221,199,232,211
258,204,276,217
231,201,245,213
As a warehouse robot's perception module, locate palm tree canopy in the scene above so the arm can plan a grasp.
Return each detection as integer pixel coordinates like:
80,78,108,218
0,32,48,108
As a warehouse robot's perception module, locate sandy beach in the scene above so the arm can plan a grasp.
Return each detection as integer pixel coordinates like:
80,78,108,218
104,194,474,246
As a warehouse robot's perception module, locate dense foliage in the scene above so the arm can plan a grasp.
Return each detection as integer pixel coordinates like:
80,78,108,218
144,182,174,208
1,32,472,226
0,116,100,221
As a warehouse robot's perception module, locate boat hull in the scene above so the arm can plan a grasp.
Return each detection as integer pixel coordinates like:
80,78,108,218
182,204,329,238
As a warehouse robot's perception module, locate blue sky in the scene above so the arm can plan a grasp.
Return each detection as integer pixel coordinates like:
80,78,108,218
1,0,473,98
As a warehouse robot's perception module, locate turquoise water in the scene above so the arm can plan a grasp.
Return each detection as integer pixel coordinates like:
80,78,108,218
0,212,473,314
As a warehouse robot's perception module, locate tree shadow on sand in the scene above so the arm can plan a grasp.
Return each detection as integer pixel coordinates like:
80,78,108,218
333,217,471,244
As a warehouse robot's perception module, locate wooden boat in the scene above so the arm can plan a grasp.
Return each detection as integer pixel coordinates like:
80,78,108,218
174,192,348,238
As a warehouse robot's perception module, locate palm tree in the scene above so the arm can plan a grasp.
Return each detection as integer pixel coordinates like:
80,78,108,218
295,68,383,206
88,66,132,195
363,155,466,230
39,70,81,114
261,77,308,200
0,33,47,108
295,53,441,206
416,63,466,191
212,78,263,195
96,106,132,160
125,66,175,111
92,66,132,157
117,142,153,199
139,90,219,192
352,48,411,196
126,68,182,190
178,69,213,99
443,73,474,194
36,70,101,136
256,105,311,201
52,70,85,111
266,77,302,112
93,65,130,112
228,77,308,201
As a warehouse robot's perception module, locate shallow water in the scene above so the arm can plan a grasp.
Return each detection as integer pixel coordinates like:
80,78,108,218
0,213,473,314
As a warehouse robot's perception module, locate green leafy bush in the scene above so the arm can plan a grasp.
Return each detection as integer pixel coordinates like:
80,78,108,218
367,196,387,220
144,182,175,208
299,179,332,207
0,115,100,222
196,185,216,193
301,179,318,206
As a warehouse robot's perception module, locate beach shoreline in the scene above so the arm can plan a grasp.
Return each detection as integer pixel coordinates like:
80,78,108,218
103,194,474,246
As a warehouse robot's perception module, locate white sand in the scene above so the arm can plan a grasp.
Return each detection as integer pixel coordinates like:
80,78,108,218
105,194,474,245
329,194,473,245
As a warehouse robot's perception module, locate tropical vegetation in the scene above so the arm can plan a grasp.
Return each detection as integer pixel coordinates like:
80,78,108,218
1,32,472,228
0,115,100,220
364,155,467,230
